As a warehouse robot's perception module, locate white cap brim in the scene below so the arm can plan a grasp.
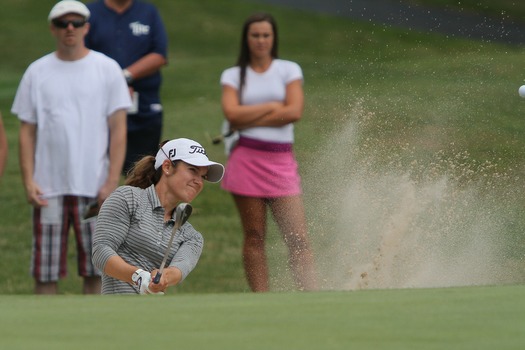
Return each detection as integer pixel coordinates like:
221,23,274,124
183,159,224,183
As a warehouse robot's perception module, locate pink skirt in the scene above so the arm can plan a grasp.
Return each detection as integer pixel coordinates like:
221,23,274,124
221,138,302,198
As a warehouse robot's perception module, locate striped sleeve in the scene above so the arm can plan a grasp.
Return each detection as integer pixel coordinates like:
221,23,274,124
92,187,134,273
169,224,204,281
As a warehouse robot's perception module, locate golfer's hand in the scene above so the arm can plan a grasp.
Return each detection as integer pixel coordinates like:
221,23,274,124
148,269,167,295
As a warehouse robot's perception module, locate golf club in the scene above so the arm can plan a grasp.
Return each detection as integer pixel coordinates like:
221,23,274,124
153,202,193,284
210,129,235,145
82,201,99,220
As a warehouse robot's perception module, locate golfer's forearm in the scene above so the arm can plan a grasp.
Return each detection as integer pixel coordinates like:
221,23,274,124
164,267,183,286
103,255,138,284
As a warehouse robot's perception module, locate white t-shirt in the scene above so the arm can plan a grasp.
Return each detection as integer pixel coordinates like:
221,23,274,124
220,59,303,143
11,50,132,198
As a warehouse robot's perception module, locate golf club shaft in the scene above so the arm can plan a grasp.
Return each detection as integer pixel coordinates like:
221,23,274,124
211,129,235,144
153,203,192,284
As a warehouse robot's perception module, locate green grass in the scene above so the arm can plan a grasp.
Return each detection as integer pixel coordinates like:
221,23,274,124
1,0,525,296
1,285,524,349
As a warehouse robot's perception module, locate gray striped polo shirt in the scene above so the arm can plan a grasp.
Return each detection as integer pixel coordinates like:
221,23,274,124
92,184,203,294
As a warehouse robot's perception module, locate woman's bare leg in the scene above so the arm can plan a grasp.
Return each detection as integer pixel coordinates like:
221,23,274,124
269,195,318,291
233,195,269,292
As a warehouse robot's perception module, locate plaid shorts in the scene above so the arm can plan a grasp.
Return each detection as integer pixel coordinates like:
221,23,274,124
31,195,101,282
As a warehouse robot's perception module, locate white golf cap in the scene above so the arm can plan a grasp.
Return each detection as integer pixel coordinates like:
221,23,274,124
48,0,91,21
155,138,225,183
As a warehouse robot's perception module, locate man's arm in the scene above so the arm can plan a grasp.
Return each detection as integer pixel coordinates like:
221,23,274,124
19,121,47,207
97,109,126,205
124,53,167,82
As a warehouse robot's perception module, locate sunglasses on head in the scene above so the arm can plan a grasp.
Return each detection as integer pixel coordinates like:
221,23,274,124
52,19,87,29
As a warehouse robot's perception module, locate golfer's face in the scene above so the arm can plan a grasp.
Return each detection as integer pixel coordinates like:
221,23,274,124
51,14,89,47
247,21,274,59
169,162,206,203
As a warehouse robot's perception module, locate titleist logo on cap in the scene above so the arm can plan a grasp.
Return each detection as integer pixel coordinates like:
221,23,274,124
168,145,207,159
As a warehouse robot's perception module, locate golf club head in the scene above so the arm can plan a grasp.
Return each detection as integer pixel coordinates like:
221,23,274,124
211,134,223,144
175,202,193,226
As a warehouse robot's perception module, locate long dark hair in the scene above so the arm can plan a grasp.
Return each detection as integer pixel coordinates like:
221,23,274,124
236,12,279,99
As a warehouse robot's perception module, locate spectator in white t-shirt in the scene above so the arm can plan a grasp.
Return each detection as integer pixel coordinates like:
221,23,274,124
11,0,131,295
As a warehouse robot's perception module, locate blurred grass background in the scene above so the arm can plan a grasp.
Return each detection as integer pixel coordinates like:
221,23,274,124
0,0,524,294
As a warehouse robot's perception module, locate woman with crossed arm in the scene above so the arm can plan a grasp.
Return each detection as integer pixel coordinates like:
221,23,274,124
220,13,317,292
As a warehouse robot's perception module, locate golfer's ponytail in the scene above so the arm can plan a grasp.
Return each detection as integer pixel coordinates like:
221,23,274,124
125,155,162,188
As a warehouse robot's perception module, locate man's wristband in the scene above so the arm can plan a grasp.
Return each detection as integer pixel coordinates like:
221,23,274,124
123,69,134,85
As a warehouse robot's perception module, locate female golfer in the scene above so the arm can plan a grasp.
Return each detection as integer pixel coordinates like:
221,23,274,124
92,138,224,294
220,13,317,292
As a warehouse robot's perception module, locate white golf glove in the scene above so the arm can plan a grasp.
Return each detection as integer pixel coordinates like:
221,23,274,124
132,269,165,295
132,269,152,295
